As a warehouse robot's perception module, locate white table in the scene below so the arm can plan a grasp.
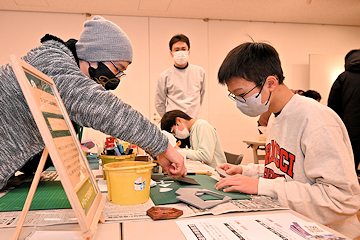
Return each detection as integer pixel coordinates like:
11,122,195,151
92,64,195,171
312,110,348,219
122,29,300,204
0,161,351,240
1,222,121,240
122,209,350,240
1,210,349,240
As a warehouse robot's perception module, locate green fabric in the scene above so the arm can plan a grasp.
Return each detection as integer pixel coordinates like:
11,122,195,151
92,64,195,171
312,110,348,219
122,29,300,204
150,174,250,205
0,181,71,211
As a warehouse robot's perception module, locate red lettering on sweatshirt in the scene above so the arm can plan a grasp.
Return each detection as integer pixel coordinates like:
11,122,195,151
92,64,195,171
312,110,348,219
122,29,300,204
264,140,295,179
264,167,285,179
279,148,295,178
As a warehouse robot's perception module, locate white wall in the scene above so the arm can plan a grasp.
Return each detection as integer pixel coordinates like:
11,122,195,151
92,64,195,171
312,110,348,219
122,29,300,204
0,11,85,64
1,10,360,164
309,54,344,105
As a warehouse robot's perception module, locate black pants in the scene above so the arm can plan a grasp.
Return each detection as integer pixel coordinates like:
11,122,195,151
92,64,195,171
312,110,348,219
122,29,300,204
351,138,360,174
19,150,54,175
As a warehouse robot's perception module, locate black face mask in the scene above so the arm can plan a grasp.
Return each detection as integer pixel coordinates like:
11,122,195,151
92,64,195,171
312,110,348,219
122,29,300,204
88,62,120,90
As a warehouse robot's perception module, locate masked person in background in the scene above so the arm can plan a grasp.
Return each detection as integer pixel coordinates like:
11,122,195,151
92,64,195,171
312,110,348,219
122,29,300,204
215,41,360,239
161,110,226,168
155,34,206,148
0,15,186,190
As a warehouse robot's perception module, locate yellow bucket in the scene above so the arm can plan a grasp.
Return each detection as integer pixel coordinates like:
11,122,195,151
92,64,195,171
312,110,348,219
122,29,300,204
103,161,156,205
100,154,135,179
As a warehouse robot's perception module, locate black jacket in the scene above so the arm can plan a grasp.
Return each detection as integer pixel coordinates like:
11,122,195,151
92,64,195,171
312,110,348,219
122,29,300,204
328,50,360,142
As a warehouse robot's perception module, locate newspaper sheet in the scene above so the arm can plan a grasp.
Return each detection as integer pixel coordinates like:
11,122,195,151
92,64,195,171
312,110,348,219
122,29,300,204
0,162,288,228
0,193,287,228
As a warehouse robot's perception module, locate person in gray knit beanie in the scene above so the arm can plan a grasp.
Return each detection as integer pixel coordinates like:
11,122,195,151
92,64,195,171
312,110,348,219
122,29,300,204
76,15,133,63
75,16,134,90
0,15,186,192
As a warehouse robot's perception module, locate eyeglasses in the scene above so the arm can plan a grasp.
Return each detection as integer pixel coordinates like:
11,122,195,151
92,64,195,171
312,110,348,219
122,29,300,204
228,78,266,103
110,61,126,80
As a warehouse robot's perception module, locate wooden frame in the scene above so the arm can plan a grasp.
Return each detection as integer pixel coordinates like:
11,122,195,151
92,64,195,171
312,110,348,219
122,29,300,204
9,55,105,240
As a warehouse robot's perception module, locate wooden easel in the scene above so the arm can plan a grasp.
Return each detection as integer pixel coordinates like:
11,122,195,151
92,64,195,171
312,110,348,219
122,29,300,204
12,148,50,240
9,55,106,240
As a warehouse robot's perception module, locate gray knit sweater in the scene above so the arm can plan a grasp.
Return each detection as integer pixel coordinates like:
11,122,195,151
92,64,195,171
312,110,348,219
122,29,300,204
0,36,168,189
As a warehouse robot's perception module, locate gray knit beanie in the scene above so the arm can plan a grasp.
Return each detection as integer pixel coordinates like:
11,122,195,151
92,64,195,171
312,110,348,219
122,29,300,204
76,15,133,63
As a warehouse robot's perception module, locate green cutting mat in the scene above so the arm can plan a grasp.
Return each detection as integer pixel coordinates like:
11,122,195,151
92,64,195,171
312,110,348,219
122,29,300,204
150,175,250,205
0,181,71,211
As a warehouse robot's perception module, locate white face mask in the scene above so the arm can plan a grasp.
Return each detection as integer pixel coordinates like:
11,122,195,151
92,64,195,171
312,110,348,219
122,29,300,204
174,122,190,139
173,51,189,66
236,92,271,117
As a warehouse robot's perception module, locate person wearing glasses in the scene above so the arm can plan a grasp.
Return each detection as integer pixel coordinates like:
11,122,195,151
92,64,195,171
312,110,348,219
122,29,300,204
214,42,360,238
0,16,186,190
160,110,227,168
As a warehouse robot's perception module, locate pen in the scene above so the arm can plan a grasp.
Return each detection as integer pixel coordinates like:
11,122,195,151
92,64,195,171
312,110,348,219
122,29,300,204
117,144,124,154
114,147,121,156
186,172,211,175
164,172,211,175
163,172,211,175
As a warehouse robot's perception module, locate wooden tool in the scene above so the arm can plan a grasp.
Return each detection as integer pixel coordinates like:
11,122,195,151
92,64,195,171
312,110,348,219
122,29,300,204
146,206,183,220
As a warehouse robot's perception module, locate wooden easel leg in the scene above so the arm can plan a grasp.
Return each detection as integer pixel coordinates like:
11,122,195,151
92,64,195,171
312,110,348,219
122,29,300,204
12,147,49,240
82,214,105,240
99,214,105,224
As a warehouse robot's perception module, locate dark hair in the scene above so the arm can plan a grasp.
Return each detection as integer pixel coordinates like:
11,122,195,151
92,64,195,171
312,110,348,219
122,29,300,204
303,90,321,101
296,89,305,95
160,110,192,132
218,42,284,86
169,34,190,50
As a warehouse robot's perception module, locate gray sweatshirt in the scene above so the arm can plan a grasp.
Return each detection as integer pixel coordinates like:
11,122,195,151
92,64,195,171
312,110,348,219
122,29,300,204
0,37,168,189
242,94,360,238
155,64,205,119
